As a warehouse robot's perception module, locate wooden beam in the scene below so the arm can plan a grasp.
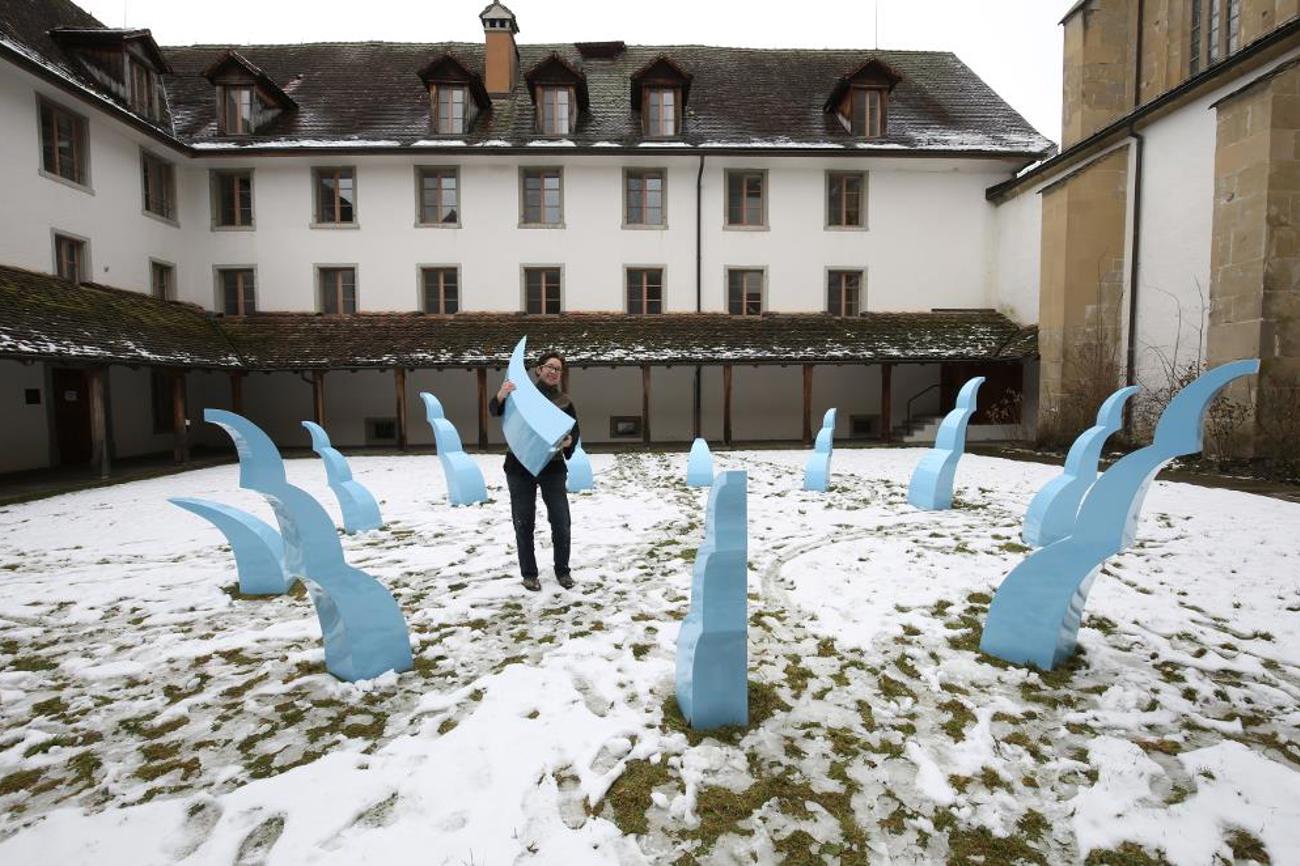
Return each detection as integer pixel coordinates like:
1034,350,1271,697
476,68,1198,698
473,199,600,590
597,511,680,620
394,368,408,450
722,363,733,447
476,367,489,449
881,363,893,442
229,371,244,415
171,369,188,464
641,363,652,445
312,370,325,426
88,367,109,479
802,363,814,445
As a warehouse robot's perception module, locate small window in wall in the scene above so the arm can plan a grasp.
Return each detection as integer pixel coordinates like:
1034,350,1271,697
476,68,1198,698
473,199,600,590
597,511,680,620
38,99,88,186
314,167,356,224
537,86,574,135
827,172,866,228
212,170,254,227
524,267,562,314
220,85,256,135
643,87,678,137
849,414,878,438
725,170,766,227
54,233,86,282
727,268,764,316
218,268,255,315
422,267,459,314
827,270,863,317
151,260,174,300
365,417,398,445
609,416,642,438
431,85,467,135
417,167,459,225
625,169,665,226
141,151,177,220
319,267,358,314
626,268,663,314
521,168,563,225
850,87,886,137
25,388,42,405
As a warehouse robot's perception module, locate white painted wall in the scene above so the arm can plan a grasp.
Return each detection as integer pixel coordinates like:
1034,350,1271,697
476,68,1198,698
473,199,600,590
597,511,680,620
990,185,1043,324
0,360,50,473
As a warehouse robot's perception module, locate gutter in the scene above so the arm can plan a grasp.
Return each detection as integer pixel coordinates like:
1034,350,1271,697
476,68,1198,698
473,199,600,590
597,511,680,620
1124,0,1145,432
694,154,704,438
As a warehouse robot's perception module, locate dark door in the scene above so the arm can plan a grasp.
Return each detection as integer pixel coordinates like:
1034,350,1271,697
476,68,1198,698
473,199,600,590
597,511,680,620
51,368,92,465
940,362,1024,425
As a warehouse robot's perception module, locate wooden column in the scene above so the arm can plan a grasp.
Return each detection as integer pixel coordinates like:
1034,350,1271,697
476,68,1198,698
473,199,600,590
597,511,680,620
692,366,702,441
641,363,652,445
311,371,326,426
88,367,110,479
802,363,814,445
229,371,244,415
722,363,733,447
881,363,893,442
394,368,408,450
476,367,489,449
171,369,189,464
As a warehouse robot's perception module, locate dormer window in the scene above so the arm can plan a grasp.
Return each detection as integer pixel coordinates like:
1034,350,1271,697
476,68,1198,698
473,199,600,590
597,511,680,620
202,49,297,138
631,56,692,141
539,86,574,136
128,58,159,120
417,54,489,137
220,86,257,135
826,57,901,141
643,88,678,137
48,27,173,125
433,85,467,134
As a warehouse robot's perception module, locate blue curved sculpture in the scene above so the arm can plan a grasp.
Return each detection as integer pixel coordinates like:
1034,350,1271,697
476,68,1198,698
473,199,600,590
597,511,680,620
1022,386,1140,547
686,438,714,487
907,377,985,510
676,470,749,730
501,337,576,477
169,497,291,595
981,360,1259,670
419,393,488,506
566,438,594,492
301,421,383,533
803,407,838,492
204,409,413,682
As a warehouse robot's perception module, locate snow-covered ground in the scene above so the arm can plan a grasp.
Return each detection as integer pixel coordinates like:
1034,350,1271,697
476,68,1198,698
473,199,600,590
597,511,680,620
0,449,1297,865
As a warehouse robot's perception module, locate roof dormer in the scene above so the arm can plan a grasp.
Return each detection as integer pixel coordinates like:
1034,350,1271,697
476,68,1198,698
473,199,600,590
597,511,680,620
524,53,588,137
48,27,172,123
825,57,901,139
201,50,297,136
630,55,692,139
417,53,491,136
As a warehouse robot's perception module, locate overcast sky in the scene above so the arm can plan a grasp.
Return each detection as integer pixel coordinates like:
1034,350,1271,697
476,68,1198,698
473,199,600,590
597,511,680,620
78,0,1074,144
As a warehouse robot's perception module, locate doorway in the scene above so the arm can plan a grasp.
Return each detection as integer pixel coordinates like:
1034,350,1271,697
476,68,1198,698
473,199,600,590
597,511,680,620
51,368,92,465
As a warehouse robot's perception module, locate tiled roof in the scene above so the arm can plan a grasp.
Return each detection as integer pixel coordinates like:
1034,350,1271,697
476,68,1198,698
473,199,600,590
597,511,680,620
0,265,241,367
0,0,1051,156
0,266,1036,369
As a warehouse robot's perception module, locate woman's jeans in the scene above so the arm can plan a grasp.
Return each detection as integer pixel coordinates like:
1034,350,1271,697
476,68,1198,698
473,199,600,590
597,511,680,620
505,470,571,579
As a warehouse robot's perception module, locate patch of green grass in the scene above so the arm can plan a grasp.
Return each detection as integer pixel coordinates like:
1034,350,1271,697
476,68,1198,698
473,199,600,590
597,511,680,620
998,541,1032,554
631,644,653,659
134,756,201,782
660,681,789,746
878,674,916,702
67,751,100,787
1002,731,1045,762
1083,843,1173,865
220,672,269,699
0,769,42,796
216,648,257,666
10,656,56,672
601,759,673,836
946,826,1047,865
1226,829,1271,864
894,654,920,679
1017,810,1048,841
784,656,815,698
939,699,976,741
31,697,67,717
341,713,387,740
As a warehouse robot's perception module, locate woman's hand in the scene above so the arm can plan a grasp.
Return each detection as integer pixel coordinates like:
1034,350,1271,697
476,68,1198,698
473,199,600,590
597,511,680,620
496,379,516,402
561,435,572,449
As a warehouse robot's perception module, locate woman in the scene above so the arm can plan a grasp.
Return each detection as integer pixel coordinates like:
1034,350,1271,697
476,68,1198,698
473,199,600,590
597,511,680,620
488,351,580,592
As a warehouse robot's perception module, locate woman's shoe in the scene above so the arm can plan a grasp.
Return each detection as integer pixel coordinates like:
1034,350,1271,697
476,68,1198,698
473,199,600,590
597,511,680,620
522,576,542,592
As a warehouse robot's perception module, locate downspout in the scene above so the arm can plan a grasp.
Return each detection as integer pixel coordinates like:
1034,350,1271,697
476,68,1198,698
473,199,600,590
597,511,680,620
694,154,704,438
1124,0,1145,434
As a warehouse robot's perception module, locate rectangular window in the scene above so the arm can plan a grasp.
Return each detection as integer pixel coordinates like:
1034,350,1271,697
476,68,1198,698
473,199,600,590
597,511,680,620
212,170,254,227
319,267,358,314
827,172,866,228
727,269,764,316
1190,0,1203,75
1209,0,1222,62
418,167,459,224
151,261,174,300
141,151,176,220
219,268,255,315
625,169,665,226
128,59,157,120
1227,0,1241,53
314,167,356,224
422,267,459,314
432,85,467,135
626,268,664,314
521,168,563,225
38,99,87,185
54,234,85,282
644,88,677,137
221,86,255,135
827,270,863,317
725,171,766,227
539,87,572,135
524,267,562,314
851,88,885,137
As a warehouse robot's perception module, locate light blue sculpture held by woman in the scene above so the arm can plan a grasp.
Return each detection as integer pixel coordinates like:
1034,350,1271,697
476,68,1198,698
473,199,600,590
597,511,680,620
803,408,837,492
419,392,488,506
686,438,713,487
302,421,383,533
1021,385,1139,547
204,409,413,682
676,470,749,730
501,336,575,477
981,359,1259,670
907,377,985,510
566,438,594,492
169,497,291,595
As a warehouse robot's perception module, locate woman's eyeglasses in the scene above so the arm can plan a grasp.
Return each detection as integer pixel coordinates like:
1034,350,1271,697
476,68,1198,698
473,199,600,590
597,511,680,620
540,364,563,373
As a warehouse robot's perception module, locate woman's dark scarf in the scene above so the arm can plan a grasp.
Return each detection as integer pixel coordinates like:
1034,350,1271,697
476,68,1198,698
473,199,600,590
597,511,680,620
536,379,572,410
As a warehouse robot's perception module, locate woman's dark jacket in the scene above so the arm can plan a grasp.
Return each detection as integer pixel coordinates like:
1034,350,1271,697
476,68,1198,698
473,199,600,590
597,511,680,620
487,381,580,477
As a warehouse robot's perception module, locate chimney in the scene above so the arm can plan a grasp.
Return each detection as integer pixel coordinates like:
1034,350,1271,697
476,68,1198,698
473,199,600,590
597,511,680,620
480,2,519,97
